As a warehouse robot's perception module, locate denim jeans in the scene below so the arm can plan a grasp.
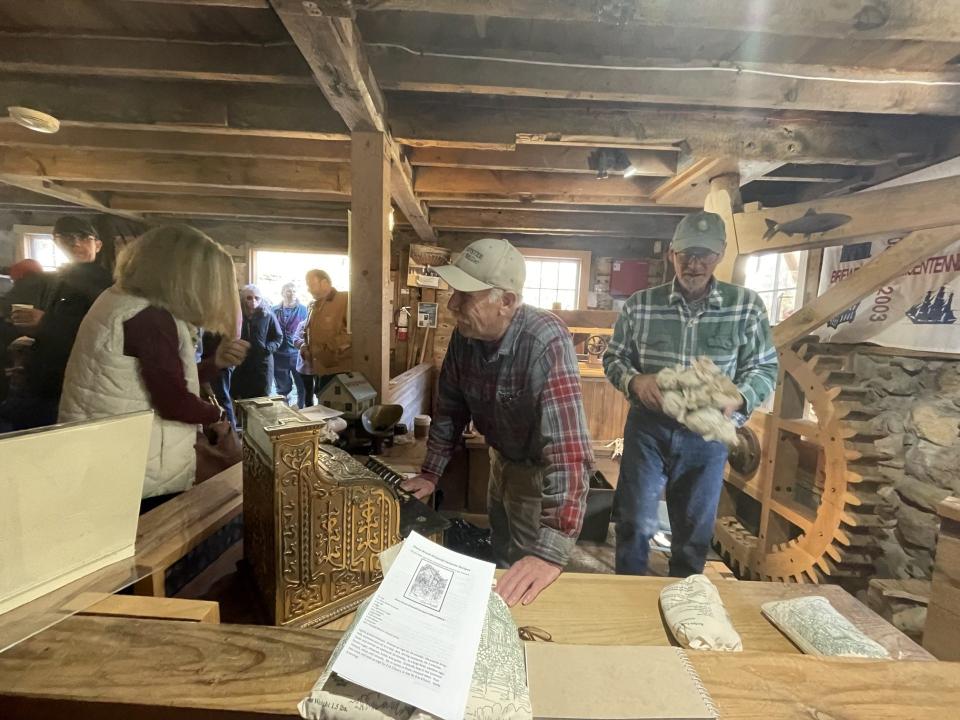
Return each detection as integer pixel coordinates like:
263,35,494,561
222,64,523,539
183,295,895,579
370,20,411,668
615,406,729,577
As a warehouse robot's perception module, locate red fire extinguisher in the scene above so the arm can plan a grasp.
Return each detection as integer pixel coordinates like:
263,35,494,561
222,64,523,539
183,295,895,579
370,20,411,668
397,306,411,341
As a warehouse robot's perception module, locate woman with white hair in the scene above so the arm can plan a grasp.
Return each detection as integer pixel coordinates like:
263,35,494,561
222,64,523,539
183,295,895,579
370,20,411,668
59,225,249,500
231,283,282,400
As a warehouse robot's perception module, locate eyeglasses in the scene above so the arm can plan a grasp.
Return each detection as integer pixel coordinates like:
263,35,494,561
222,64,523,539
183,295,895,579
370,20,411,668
675,251,720,265
54,233,96,246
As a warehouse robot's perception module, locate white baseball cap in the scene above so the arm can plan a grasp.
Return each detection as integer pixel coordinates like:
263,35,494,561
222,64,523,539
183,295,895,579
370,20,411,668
434,238,526,293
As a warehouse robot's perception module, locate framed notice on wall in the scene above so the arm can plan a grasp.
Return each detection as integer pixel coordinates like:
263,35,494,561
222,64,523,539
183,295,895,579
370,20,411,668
417,302,438,328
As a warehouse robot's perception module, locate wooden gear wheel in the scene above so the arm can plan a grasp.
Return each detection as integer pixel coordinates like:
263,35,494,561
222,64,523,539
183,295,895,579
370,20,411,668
714,342,894,584
585,334,609,357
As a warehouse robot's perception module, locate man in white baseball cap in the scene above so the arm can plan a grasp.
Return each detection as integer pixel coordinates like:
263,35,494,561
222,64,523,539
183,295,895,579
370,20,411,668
402,238,593,607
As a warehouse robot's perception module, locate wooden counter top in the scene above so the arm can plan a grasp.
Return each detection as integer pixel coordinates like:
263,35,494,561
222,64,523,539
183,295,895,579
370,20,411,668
507,573,932,659
0,614,955,720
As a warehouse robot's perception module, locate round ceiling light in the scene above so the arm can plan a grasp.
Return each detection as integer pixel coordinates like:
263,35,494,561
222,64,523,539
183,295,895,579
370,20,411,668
8,106,60,134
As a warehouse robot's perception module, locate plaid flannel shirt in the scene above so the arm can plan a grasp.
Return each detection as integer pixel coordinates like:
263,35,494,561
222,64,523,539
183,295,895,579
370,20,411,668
422,304,593,566
603,279,778,415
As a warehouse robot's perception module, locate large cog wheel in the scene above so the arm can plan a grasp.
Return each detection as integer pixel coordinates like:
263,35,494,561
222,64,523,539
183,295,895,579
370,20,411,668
714,342,894,583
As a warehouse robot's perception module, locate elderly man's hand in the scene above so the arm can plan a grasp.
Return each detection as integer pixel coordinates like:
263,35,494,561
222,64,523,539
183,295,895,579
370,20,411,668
628,373,662,411
214,338,250,369
495,555,562,607
400,473,438,500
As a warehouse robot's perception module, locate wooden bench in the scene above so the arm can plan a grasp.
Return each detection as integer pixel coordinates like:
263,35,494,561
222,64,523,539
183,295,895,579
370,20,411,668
133,463,242,597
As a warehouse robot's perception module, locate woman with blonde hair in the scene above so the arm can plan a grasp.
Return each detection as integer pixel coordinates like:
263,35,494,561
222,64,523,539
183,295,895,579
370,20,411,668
60,225,249,502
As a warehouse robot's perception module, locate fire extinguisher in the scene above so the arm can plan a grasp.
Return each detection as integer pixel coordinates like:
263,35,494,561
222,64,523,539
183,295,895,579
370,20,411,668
397,306,411,341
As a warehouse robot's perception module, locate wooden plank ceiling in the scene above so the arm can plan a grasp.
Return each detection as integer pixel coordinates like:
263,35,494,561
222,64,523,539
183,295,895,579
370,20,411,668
1,0,960,247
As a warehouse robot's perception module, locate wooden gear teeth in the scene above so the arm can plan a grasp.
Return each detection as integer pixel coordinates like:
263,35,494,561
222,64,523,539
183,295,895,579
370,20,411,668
714,344,892,588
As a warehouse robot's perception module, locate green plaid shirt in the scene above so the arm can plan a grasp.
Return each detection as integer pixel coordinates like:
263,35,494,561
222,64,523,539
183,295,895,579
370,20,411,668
603,279,778,415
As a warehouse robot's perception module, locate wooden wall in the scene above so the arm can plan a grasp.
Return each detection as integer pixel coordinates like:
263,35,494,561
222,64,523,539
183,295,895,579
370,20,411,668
582,377,630,443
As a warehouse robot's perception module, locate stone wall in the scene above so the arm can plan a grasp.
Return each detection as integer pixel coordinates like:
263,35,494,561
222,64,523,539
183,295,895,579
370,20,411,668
818,345,957,581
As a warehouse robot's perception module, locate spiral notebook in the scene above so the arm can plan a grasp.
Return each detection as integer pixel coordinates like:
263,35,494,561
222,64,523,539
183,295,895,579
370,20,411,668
524,644,718,719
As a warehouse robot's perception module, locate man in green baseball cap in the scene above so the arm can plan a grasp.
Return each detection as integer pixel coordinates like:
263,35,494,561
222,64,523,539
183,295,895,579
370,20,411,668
603,210,778,577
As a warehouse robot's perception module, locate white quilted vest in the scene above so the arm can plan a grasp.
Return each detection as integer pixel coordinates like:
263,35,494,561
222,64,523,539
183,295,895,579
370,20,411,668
59,288,200,498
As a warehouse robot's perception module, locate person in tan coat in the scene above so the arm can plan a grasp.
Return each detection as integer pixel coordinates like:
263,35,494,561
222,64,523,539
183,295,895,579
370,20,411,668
294,269,351,406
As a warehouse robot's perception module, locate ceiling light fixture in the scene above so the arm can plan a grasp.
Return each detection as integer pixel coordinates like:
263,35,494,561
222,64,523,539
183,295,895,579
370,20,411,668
8,106,60,134
588,148,637,180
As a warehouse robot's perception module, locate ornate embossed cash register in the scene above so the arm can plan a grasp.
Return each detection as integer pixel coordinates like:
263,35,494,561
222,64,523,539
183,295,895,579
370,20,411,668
237,397,448,628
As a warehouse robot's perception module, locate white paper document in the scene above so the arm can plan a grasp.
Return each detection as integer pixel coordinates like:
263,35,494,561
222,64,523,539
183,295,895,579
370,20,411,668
331,531,495,720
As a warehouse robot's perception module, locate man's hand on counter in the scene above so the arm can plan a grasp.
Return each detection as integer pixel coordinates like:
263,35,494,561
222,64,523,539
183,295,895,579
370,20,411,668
496,555,562,607
400,472,438,499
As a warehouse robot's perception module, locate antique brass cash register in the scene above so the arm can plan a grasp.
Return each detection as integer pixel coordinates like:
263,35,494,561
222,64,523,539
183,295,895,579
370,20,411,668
237,397,447,628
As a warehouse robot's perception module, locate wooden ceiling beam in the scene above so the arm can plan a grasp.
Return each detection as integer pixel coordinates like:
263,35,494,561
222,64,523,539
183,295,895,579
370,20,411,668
0,125,350,161
407,145,676,176
0,176,143,222
354,1,960,43
120,1,269,7
414,167,661,203
372,47,960,116
426,199,693,214
270,0,435,240
735,175,960,255
0,34,312,85
0,147,351,195
192,221,349,251
0,76,348,138
68,182,355,204
427,207,679,237
389,96,955,165
108,194,348,224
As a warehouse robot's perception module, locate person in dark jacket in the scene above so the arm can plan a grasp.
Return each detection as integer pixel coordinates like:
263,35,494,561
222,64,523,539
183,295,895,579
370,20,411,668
271,282,308,406
1,216,113,429
231,284,282,400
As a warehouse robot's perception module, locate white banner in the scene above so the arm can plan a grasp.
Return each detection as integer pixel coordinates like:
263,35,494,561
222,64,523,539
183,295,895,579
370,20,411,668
817,237,960,352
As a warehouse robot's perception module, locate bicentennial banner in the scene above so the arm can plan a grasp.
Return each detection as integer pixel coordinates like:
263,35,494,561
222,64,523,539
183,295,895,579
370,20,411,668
817,237,960,352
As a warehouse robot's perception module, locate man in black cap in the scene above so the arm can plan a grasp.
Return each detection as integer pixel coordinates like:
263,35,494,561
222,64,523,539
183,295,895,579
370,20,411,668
2,216,113,429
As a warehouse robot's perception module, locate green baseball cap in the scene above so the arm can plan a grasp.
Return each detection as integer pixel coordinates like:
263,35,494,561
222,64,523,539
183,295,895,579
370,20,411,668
671,211,726,253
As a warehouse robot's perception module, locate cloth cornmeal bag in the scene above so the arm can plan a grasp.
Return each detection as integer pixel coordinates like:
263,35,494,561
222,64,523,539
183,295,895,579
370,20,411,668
298,545,532,720
659,574,743,651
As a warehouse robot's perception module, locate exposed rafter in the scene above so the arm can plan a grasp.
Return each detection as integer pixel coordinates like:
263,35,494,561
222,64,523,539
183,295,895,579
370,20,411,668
0,147,351,195
428,207,678,236
0,76,349,138
270,0,436,241
370,46,960,117
388,96,956,165
0,34,313,85
0,125,350,161
352,1,960,43
109,194,348,224
414,167,662,204
408,145,676,176
0,176,143,222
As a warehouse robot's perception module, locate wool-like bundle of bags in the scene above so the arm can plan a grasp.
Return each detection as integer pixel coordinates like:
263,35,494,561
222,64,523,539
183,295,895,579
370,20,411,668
656,357,741,446
659,574,743,652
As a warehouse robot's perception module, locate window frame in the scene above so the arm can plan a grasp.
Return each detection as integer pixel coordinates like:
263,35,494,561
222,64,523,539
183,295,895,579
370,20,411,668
744,249,807,325
516,247,591,311
14,224,71,271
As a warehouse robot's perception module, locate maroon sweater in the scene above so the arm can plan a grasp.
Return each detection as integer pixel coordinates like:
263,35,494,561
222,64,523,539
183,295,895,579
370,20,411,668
122,306,220,426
